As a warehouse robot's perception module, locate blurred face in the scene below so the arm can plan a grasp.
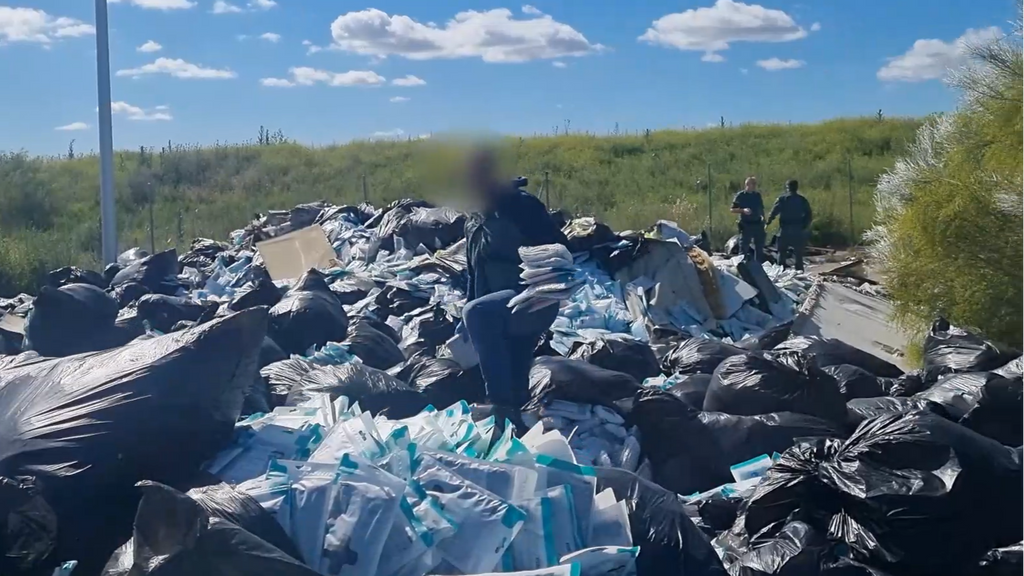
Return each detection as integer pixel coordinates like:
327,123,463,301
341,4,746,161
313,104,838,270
467,149,500,202
745,177,757,191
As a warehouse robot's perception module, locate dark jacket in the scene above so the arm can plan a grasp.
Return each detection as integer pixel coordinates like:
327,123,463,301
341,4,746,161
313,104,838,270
465,189,568,301
731,190,765,225
767,192,813,229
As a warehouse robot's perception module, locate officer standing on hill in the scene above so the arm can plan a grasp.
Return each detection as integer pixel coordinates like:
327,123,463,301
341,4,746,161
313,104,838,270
766,179,813,271
730,176,766,261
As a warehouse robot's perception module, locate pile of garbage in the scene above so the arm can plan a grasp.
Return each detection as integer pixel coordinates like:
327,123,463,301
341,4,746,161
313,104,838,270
0,197,1020,576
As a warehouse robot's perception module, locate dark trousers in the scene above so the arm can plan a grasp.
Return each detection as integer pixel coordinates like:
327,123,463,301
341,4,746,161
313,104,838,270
739,222,766,262
778,228,806,270
462,289,559,408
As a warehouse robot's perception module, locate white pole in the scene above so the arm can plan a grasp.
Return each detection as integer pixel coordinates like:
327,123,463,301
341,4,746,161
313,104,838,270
95,0,117,264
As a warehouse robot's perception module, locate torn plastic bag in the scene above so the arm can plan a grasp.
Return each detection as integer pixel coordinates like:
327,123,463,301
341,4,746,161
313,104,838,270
398,304,457,357
593,467,728,576
880,371,926,397
823,365,886,400
24,283,128,357
664,373,712,409
922,323,1018,382
568,337,662,383
773,336,903,378
136,294,215,333
376,285,432,318
717,519,866,576
662,338,745,376
178,238,230,272
0,308,267,575
0,475,58,576
102,481,317,576
343,320,405,370
525,357,640,413
286,363,428,419
732,411,1023,576
706,352,848,424
734,321,793,352
109,248,181,295
563,217,619,253
392,354,487,408
269,269,349,355
973,542,1023,576
47,266,107,289
229,270,283,312
111,281,151,308
845,396,947,423
915,372,1023,445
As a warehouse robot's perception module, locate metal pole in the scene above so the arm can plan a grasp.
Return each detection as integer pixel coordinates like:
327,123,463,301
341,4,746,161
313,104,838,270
95,0,116,264
148,182,155,254
847,157,855,245
706,162,713,239
362,174,368,203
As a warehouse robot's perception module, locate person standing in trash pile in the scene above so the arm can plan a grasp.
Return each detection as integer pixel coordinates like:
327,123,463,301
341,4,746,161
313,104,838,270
461,148,569,432
766,179,813,271
730,176,766,261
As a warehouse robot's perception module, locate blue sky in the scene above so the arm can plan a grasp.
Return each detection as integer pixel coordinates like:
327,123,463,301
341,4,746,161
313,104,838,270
0,0,1015,154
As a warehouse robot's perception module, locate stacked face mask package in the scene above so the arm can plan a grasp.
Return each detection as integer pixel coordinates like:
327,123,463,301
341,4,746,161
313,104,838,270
521,401,641,471
508,245,584,313
215,395,638,576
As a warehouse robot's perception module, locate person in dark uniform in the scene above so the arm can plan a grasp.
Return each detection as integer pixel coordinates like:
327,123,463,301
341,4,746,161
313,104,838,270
730,176,766,261
766,179,813,271
461,148,569,428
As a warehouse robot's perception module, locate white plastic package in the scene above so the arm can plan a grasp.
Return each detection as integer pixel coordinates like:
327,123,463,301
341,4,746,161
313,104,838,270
535,455,597,546
421,448,538,503
560,546,639,576
413,454,526,574
504,485,583,571
274,459,339,570
310,410,388,464
729,454,773,482
432,563,581,576
587,489,632,548
487,422,536,467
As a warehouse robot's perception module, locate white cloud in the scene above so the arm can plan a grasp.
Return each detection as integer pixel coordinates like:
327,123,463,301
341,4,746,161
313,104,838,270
55,122,89,131
756,57,805,70
371,128,405,139
302,39,313,45
328,8,603,62
260,67,386,87
810,22,821,32
701,52,725,62
0,7,95,44
211,1,244,14
108,0,196,9
552,60,567,68
390,96,410,103
521,5,542,15
639,0,809,61
108,101,173,121
137,40,163,52
260,32,281,43
391,74,426,86
116,57,237,79
250,0,276,9
153,105,170,110
877,26,1002,82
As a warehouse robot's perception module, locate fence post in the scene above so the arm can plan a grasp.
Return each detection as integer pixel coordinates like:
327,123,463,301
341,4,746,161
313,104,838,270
543,171,551,208
147,181,155,254
706,162,713,239
362,174,369,204
176,209,184,247
847,157,854,246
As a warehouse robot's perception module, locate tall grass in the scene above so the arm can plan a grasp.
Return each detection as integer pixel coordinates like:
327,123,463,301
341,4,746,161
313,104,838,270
0,116,921,296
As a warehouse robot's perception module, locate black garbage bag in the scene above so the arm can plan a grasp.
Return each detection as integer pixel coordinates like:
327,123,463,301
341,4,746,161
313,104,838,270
697,410,844,471
391,354,487,408
375,285,431,317
525,356,641,413
880,370,926,397
915,372,1023,446
397,304,456,357
343,319,404,370
269,269,349,355
47,266,107,289
665,373,713,409
330,279,371,306
383,206,466,252
563,217,620,253
184,482,302,561
846,396,948,423
103,262,123,285
136,294,215,333
117,247,149,266
111,281,152,308
25,283,128,357
706,352,848,424
110,249,181,296
662,338,745,376
354,313,401,345
731,411,1023,576
593,467,728,576
286,362,427,418
178,238,229,272
569,336,662,382
774,336,903,378
735,321,794,352
229,271,282,312
0,476,58,576
725,235,743,256
823,365,886,400
102,481,315,576
0,308,267,575
923,324,1019,382
972,542,1023,576
737,254,782,309
993,356,1023,378
261,357,317,407
365,198,433,230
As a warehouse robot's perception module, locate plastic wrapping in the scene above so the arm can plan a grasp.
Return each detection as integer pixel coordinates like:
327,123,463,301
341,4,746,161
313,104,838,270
773,335,904,378
269,269,350,355
661,338,745,376
568,337,662,382
922,323,1018,381
25,283,124,357
525,357,640,413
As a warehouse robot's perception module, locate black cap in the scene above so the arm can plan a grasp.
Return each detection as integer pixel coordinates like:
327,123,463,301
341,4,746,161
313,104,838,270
786,179,799,192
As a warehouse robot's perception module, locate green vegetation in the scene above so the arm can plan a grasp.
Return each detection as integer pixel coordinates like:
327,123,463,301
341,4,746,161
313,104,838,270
0,117,921,297
869,24,1023,348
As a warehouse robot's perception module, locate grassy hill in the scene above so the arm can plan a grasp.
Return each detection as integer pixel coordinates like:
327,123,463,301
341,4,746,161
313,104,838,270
0,116,921,296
